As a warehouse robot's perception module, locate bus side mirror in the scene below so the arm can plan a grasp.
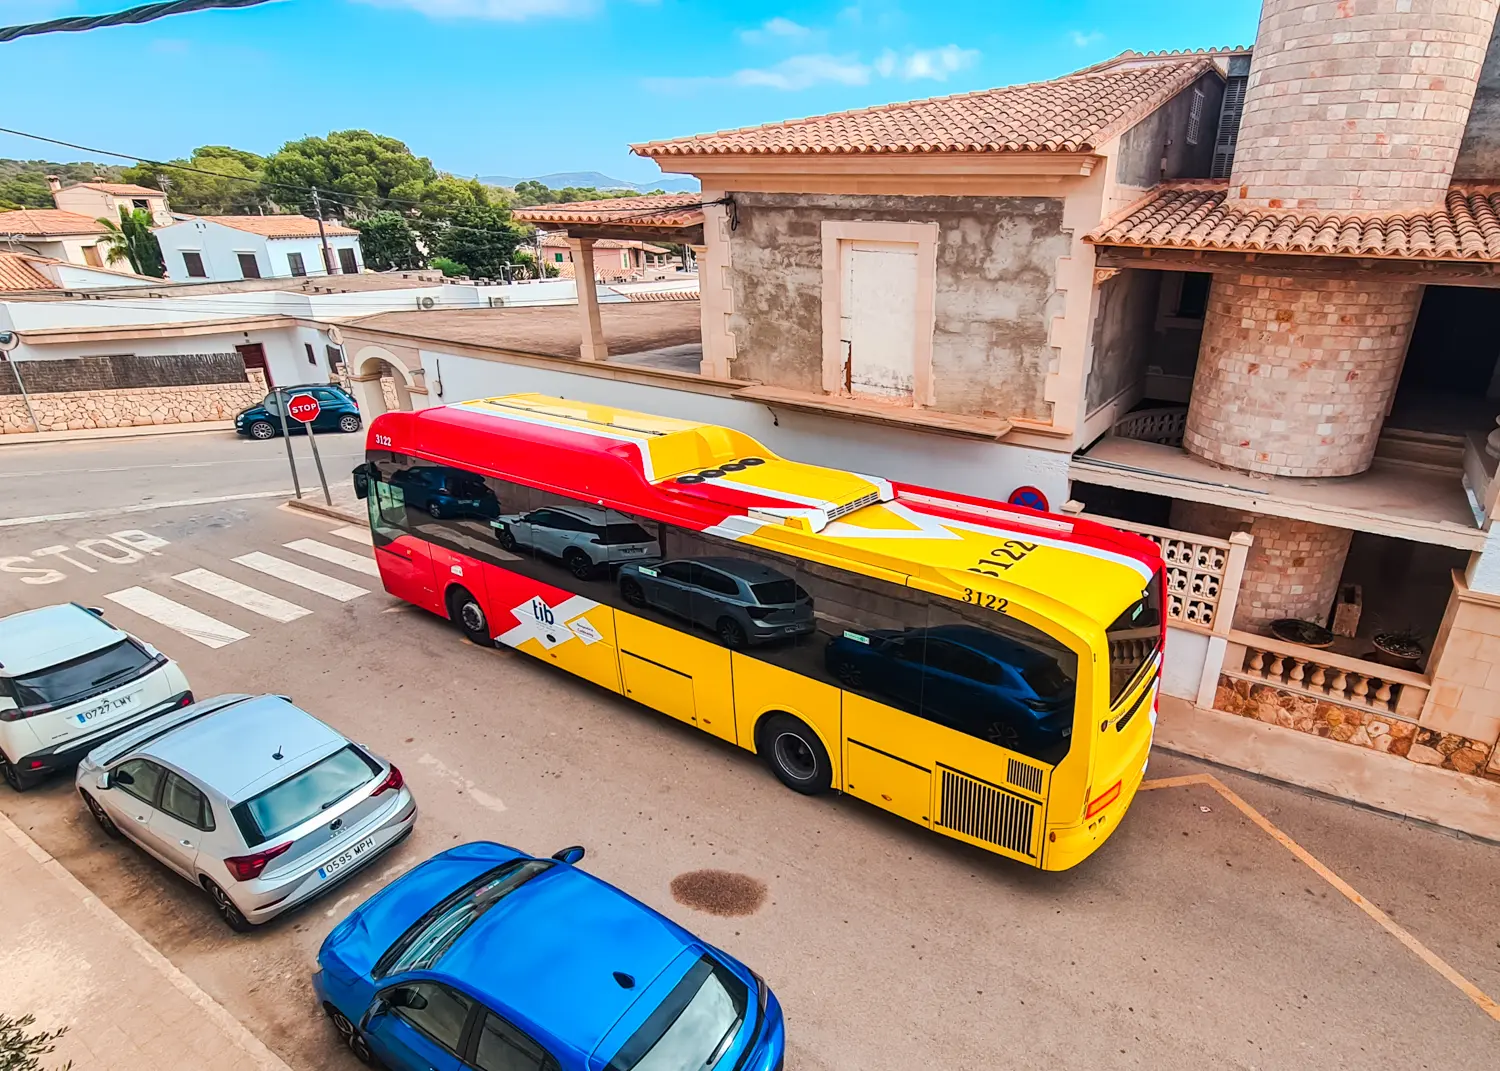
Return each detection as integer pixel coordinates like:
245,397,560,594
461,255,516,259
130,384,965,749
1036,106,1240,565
352,464,369,500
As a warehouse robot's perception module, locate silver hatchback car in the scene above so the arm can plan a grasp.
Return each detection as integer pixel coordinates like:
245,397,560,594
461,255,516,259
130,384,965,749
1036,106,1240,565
76,694,416,931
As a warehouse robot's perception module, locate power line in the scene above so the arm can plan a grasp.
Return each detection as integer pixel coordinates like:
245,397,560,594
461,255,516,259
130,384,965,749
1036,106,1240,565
0,0,277,43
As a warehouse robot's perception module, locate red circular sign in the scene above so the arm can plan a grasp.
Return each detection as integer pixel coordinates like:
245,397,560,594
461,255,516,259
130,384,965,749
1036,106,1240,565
1008,485,1049,512
286,393,321,423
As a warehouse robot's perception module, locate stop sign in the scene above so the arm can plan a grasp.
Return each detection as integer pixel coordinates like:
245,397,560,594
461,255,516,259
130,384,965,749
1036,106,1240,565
286,393,321,423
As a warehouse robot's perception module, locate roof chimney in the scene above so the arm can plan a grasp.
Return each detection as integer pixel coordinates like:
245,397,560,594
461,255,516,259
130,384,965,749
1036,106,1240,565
45,175,61,192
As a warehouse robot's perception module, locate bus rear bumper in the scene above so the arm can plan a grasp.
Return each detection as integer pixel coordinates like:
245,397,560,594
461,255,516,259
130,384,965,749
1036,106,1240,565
1040,732,1153,872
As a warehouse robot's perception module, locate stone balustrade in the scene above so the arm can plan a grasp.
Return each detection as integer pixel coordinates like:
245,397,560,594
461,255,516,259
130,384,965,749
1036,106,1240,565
1112,406,1187,447
1223,630,1430,720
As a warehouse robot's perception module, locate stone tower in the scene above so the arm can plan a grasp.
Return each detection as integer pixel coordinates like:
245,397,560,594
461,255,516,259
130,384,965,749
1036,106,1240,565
1179,0,1498,626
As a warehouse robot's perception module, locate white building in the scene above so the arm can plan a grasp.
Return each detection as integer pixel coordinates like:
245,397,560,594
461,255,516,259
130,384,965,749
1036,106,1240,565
154,216,364,283
0,208,114,268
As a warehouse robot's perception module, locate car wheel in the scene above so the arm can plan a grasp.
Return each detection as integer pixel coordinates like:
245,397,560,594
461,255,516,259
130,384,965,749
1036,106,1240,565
325,1005,376,1066
620,577,646,608
716,617,748,649
497,526,518,551
759,714,832,795
202,877,253,933
338,414,362,434
248,420,276,440
81,790,121,839
447,587,492,647
1,752,34,792
427,501,443,518
563,548,593,580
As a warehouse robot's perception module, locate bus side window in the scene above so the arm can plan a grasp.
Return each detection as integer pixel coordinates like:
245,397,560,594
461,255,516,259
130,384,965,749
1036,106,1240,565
370,476,410,544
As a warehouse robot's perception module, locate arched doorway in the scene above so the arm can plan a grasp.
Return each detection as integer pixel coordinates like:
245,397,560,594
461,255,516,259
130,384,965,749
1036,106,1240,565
348,344,420,418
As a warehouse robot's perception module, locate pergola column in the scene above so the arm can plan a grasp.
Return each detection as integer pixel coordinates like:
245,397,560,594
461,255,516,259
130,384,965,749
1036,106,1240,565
568,237,608,363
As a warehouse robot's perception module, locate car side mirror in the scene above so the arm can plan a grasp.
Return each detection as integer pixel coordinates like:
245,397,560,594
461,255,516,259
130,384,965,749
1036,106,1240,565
96,771,112,790
368,997,390,1019
551,845,585,865
85,606,106,617
111,769,133,786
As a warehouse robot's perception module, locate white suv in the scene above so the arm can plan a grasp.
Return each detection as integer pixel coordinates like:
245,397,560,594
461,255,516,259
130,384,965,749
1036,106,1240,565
0,604,192,791
493,504,660,579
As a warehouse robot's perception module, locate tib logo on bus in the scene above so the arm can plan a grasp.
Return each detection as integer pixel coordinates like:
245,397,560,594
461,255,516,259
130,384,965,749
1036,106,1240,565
286,393,321,423
530,598,555,625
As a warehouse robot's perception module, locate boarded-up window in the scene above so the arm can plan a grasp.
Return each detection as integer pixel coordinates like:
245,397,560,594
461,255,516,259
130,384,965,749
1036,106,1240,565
83,245,103,268
338,247,359,275
183,251,206,278
287,252,306,277
839,240,919,402
236,252,261,279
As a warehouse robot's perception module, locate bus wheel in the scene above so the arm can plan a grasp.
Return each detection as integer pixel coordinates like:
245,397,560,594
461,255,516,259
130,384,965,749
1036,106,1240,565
447,587,492,647
759,714,831,796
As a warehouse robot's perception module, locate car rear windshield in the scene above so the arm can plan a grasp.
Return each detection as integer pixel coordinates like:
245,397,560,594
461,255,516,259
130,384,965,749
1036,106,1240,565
607,956,749,1071
750,579,804,605
600,523,653,545
375,858,552,978
231,745,380,845
9,639,157,710
1106,571,1163,705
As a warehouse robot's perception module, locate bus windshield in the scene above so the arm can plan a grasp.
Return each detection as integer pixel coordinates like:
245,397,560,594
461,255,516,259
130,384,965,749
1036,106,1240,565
1106,572,1163,705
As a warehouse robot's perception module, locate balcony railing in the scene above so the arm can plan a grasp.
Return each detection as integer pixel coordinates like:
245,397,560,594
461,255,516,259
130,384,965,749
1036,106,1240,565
1222,630,1430,720
1112,406,1187,447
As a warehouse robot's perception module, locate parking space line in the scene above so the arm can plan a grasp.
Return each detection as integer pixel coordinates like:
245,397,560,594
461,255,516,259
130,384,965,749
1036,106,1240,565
283,538,380,577
232,552,368,601
104,587,249,648
173,568,312,623
1140,772,1500,1022
329,525,374,546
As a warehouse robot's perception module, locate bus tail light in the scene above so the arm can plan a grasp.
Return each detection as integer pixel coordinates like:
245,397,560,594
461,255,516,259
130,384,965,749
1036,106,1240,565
225,841,292,881
1085,781,1121,820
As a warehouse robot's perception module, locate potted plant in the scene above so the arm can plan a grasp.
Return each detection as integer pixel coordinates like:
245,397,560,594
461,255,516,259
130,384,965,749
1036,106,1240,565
1268,618,1334,648
1372,629,1424,670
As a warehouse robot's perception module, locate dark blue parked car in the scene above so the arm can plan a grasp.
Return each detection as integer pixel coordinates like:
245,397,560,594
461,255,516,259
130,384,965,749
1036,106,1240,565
390,466,501,521
235,385,362,439
314,841,785,1071
824,624,1075,752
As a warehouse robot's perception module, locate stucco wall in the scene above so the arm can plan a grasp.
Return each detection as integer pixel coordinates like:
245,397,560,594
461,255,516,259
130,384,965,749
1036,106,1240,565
1085,268,1162,414
724,192,1069,421
1115,71,1225,189
155,219,363,282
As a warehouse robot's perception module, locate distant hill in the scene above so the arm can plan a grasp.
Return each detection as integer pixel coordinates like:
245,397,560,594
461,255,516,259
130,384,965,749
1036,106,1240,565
480,171,699,194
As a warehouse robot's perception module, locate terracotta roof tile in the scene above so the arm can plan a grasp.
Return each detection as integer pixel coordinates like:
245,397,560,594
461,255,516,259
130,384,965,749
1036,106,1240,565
0,252,58,291
512,194,703,228
77,182,166,198
195,215,360,238
632,55,1217,157
0,208,108,236
1086,181,1500,262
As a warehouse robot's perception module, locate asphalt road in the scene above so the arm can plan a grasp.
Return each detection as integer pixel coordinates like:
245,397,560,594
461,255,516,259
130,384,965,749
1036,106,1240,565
0,444,1497,1070
0,428,365,521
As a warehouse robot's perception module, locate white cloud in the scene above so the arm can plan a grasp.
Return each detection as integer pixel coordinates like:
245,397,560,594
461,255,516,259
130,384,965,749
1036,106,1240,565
874,45,978,81
351,0,597,20
740,16,814,46
1070,30,1105,48
732,53,873,91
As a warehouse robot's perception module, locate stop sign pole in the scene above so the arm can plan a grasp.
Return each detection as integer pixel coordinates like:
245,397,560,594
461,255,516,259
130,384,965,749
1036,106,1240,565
286,391,333,507
274,387,302,500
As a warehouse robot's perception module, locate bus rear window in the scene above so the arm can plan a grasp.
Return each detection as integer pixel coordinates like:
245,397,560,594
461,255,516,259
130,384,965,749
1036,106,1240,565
1106,572,1162,705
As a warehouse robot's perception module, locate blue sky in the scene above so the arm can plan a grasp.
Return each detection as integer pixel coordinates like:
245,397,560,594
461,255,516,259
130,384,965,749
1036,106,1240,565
2,0,1262,184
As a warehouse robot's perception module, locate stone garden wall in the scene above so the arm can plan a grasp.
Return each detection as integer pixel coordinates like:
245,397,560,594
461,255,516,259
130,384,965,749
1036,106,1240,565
0,369,266,434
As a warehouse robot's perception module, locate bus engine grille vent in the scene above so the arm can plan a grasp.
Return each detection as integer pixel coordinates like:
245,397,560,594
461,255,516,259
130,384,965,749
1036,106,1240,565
1006,758,1044,796
938,767,1037,858
826,491,880,522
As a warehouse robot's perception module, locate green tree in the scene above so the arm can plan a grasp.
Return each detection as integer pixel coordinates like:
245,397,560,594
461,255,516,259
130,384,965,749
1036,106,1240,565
432,204,525,279
263,130,438,215
429,256,468,278
353,210,423,271
121,146,266,215
0,176,53,210
0,1012,71,1071
97,207,164,277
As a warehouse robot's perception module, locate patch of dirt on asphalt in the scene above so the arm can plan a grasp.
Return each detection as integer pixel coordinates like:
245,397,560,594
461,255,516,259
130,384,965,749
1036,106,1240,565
670,869,768,917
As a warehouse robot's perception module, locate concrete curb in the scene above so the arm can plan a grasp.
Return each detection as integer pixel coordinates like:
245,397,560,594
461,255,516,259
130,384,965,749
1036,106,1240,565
283,497,364,524
0,809,295,1071
0,421,237,447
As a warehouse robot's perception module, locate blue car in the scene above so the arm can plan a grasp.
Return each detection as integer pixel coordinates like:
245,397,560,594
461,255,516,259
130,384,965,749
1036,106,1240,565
314,841,785,1071
824,624,1075,754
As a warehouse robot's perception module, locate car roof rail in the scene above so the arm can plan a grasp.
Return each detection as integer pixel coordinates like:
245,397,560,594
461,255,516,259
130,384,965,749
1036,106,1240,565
88,693,256,767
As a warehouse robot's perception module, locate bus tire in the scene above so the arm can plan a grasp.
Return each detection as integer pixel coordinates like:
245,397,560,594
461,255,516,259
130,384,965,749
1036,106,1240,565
447,587,492,647
759,714,832,796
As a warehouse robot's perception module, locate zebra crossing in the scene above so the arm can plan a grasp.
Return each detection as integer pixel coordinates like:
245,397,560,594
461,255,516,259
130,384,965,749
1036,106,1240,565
99,532,380,649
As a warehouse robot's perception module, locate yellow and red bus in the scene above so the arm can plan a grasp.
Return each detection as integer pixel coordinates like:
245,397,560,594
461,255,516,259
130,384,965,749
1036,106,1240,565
357,394,1163,870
